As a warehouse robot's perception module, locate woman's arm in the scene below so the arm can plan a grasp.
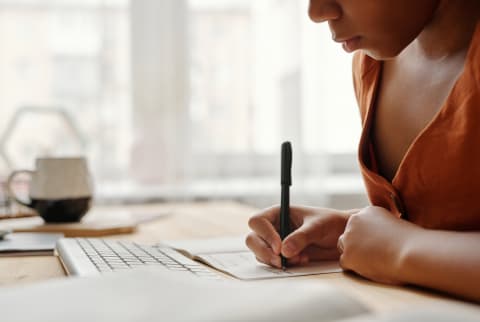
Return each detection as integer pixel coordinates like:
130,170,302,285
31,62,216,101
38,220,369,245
338,206,480,303
399,227,480,302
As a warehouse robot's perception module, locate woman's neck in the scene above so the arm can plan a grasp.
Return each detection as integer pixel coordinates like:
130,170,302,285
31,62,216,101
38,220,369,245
413,0,480,60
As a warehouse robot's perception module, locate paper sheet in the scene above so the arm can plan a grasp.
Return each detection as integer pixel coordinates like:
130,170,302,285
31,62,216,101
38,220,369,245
162,236,342,280
199,251,341,280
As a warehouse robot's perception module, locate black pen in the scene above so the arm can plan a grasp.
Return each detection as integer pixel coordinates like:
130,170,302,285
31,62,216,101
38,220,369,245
280,141,292,270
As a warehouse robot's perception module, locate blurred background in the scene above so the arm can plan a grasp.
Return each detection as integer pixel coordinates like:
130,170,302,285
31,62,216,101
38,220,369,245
0,0,367,209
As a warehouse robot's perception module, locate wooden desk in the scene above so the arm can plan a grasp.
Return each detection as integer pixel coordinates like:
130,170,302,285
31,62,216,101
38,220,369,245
0,201,471,313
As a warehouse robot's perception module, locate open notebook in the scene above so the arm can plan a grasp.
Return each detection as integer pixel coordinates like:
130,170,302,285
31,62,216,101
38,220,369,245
159,236,341,280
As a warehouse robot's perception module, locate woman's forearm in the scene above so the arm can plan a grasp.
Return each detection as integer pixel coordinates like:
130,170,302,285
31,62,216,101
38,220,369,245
398,229,480,302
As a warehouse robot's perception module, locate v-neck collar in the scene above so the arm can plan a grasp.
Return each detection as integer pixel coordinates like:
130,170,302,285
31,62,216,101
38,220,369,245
359,22,480,188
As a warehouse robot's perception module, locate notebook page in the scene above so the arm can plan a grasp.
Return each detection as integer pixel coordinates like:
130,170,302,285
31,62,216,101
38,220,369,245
199,251,341,280
162,237,341,280
161,236,248,254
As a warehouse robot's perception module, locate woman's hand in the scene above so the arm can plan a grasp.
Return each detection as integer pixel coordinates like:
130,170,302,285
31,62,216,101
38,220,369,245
246,205,355,268
338,206,419,285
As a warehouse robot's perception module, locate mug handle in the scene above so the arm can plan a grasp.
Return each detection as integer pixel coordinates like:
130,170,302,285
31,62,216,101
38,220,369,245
6,170,34,208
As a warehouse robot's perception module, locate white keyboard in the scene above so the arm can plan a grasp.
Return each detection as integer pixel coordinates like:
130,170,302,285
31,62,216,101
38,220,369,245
56,238,222,279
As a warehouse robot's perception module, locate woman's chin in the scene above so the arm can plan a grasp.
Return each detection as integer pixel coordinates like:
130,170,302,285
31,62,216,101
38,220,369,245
362,47,404,61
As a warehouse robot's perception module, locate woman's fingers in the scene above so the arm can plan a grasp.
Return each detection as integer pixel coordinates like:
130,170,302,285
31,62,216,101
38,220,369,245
281,218,341,260
247,205,348,268
281,221,317,258
248,212,282,254
246,232,281,267
286,254,309,266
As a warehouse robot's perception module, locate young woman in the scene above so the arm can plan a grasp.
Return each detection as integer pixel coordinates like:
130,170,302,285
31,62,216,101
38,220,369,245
246,0,480,302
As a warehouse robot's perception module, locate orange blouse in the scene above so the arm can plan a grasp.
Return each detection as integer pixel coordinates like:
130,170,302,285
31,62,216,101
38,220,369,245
353,22,480,230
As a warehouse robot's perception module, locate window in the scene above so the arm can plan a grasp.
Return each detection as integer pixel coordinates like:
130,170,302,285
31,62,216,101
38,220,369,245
0,0,131,181
0,0,366,208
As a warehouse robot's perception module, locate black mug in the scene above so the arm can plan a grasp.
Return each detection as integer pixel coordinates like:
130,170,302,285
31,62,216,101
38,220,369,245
7,157,93,223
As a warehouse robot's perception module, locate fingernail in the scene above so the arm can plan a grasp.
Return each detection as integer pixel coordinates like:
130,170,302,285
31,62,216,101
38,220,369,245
271,256,281,268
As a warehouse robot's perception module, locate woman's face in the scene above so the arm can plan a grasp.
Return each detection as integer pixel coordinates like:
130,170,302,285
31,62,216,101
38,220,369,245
309,0,441,59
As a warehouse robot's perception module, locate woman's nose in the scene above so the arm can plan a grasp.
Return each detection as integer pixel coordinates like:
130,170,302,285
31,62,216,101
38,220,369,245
308,0,342,23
